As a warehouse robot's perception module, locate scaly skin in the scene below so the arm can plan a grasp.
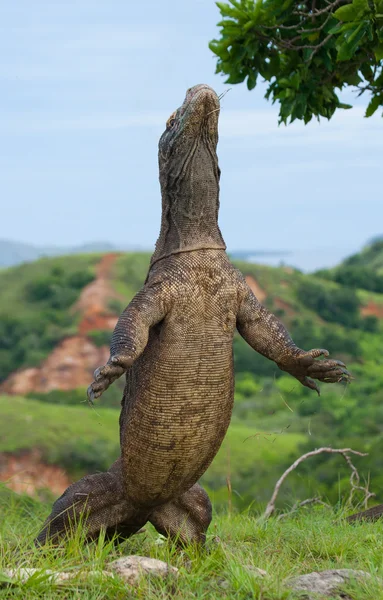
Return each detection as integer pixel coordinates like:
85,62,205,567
36,85,350,546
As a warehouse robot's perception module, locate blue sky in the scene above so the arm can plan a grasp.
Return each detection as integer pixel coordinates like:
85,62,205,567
1,0,382,271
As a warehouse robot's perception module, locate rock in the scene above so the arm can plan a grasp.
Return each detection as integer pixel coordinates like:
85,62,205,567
245,565,268,578
1,568,111,585
1,556,178,589
284,569,374,599
107,555,178,586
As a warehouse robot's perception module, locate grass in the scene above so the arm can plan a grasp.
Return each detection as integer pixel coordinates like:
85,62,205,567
1,486,383,598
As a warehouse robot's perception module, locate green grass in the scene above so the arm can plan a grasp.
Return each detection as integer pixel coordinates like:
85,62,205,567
1,487,383,598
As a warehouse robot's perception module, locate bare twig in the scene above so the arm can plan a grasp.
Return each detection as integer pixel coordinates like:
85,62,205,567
263,447,368,519
342,452,375,509
294,0,348,17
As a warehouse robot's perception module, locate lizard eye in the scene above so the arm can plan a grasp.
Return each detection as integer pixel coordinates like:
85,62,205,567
166,112,176,129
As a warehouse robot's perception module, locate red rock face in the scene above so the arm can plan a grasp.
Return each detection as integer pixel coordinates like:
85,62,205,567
361,300,383,319
1,336,110,395
0,449,72,497
0,253,123,395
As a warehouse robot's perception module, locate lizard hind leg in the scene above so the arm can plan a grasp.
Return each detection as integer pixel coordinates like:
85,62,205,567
149,483,212,546
35,459,148,546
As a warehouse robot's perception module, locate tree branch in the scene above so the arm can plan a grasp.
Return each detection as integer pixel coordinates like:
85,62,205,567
263,447,369,520
293,0,349,17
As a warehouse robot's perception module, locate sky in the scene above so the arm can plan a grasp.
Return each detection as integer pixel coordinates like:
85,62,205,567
1,1,382,271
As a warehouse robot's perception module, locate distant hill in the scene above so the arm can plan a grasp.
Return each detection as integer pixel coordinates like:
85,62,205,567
0,239,125,268
315,239,383,293
342,239,383,273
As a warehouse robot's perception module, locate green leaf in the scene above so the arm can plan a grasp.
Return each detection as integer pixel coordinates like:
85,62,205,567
216,2,243,18
329,22,359,34
343,72,362,85
225,71,247,84
374,42,383,60
365,95,382,116
334,4,358,21
337,22,368,61
253,0,263,20
247,70,257,90
289,72,301,90
360,62,374,81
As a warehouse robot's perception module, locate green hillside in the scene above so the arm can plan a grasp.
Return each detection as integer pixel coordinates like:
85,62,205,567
0,254,100,379
316,239,383,292
1,242,383,511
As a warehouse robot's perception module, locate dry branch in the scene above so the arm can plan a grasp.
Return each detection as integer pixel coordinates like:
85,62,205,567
263,447,370,520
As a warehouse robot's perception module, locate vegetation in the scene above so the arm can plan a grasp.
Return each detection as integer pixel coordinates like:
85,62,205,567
210,0,383,123
0,255,99,380
2,489,383,598
316,239,383,293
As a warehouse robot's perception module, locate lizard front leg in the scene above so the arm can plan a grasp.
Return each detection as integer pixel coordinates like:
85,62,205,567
236,282,351,394
88,280,172,403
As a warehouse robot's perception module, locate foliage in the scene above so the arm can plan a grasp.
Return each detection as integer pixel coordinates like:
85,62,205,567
210,0,383,123
343,238,383,272
296,279,378,330
2,493,383,599
87,329,112,348
316,238,383,294
25,267,93,308
0,255,98,382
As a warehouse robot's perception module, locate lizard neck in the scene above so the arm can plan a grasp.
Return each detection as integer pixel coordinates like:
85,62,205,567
151,154,226,266
151,189,226,265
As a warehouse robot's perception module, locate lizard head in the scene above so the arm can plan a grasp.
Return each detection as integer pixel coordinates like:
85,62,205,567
158,84,220,181
152,84,225,264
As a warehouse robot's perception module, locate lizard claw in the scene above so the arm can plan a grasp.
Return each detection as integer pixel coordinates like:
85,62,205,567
298,349,329,365
300,376,320,396
86,354,134,405
278,347,352,393
87,385,95,406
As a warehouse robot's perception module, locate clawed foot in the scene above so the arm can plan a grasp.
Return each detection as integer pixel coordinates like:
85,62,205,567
87,355,133,404
278,348,352,395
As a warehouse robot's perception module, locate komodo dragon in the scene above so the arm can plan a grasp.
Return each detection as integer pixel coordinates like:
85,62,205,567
37,84,350,546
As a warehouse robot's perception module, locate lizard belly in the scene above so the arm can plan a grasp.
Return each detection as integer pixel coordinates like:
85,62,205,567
120,330,234,507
